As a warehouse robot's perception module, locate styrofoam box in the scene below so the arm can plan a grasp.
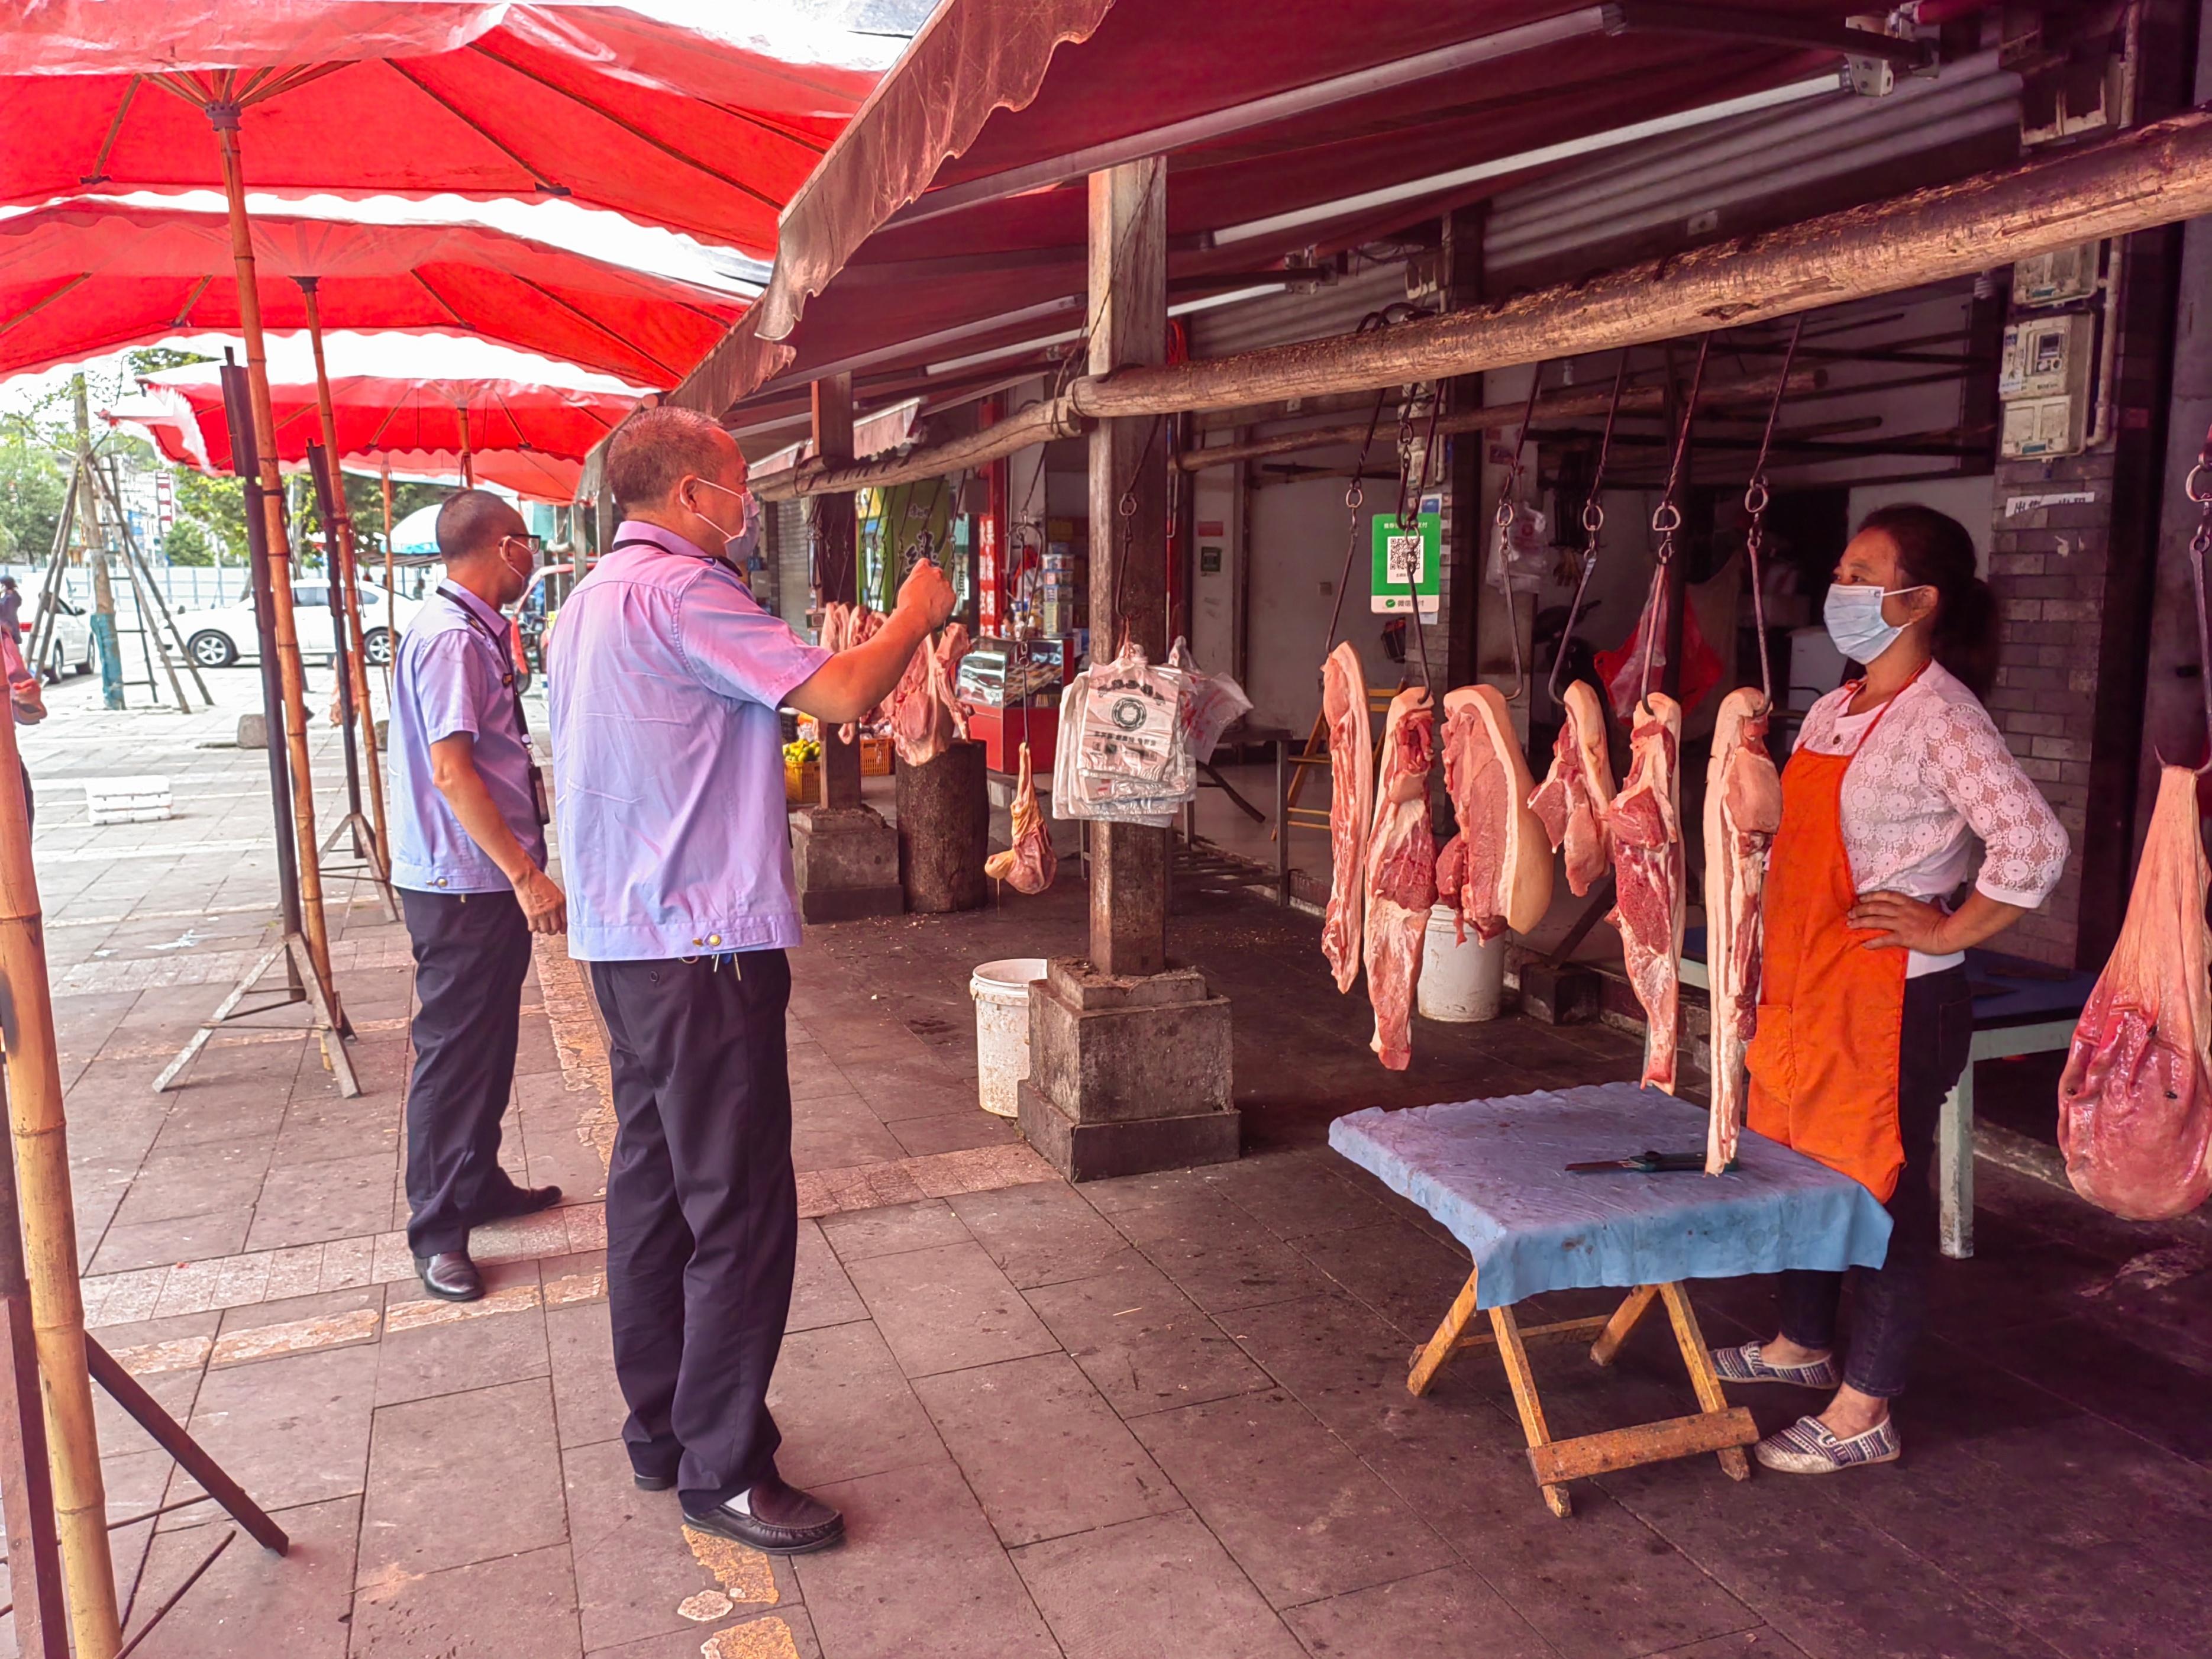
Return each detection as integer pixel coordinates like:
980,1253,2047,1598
83,776,173,825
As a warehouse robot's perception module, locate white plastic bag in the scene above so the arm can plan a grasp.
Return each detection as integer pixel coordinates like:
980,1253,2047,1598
1052,641,1195,824
1167,637,1253,764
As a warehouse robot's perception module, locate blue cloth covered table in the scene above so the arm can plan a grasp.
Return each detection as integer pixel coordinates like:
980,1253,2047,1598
1329,1082,1892,1309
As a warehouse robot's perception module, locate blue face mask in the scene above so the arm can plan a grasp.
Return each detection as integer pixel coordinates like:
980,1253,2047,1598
1823,582,1927,664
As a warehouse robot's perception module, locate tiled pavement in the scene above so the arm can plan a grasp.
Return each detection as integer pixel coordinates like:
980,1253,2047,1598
4,668,2210,1659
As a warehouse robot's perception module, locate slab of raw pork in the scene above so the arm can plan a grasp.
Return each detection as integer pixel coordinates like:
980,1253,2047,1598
1528,680,1616,896
889,621,971,767
2058,765,2212,1219
1607,693,1684,1093
984,740,1057,894
1320,643,1374,993
1436,685,1552,944
1701,688,1782,1171
818,602,886,740
1364,686,1438,1071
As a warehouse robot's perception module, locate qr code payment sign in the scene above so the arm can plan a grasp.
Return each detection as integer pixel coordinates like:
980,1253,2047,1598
1386,534,1424,586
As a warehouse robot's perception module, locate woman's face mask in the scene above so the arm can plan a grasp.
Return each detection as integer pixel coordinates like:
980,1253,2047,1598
1823,582,1929,664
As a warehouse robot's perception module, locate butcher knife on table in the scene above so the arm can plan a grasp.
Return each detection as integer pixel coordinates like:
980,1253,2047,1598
1567,1150,1736,1173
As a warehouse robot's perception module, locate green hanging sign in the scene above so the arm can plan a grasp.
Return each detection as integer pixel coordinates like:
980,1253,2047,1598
1371,506,1441,616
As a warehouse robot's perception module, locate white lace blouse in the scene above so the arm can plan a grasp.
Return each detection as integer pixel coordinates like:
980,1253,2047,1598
1793,661,2071,976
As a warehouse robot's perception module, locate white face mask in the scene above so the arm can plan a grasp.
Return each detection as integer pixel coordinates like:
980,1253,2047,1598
1823,582,1928,664
687,477,757,564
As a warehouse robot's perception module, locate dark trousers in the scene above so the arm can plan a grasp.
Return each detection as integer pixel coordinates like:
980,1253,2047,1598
1777,966,1972,1399
401,887,534,1256
589,950,797,1509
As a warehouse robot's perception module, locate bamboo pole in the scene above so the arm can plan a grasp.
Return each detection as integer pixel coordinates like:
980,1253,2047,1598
301,281,392,869
0,709,121,1659
458,406,474,488
380,461,396,702
745,106,2212,499
0,1064,70,1659
208,104,341,1025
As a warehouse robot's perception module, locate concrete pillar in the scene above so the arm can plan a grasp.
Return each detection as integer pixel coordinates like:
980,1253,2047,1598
1020,157,1236,1181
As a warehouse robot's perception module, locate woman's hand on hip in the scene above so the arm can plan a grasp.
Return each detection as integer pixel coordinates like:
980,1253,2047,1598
1847,890,1951,953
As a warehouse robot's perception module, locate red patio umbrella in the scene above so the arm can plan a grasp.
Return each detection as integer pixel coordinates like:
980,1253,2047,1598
0,202,747,388
0,4,874,1111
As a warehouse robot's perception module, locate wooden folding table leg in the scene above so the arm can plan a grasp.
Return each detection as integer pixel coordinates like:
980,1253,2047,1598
1590,1284,1659,1367
1489,1303,1571,1518
1659,1283,1752,1482
1407,1267,1478,1397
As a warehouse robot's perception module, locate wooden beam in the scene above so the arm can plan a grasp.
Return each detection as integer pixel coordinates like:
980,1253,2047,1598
1175,366,1822,472
1073,108,2212,419
810,372,861,811
753,394,1084,503
1087,157,1170,979
749,109,2212,500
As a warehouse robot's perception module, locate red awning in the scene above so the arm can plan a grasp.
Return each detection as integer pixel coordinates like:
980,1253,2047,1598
120,370,640,473
0,201,745,386
680,0,1911,415
0,2,881,256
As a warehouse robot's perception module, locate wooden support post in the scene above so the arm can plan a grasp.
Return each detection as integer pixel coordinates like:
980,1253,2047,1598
0,1072,70,1659
812,373,863,811
209,105,341,1031
0,706,121,1658
1087,157,1170,978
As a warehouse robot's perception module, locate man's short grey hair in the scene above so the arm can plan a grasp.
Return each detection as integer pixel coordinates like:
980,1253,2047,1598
606,406,733,515
435,489,521,561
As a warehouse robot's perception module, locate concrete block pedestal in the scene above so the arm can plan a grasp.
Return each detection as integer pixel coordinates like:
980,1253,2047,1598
790,805,903,923
1017,958,1237,1182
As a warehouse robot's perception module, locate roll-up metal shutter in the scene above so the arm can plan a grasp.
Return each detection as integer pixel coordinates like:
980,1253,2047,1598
1484,46,2020,279
774,499,811,632
1187,255,1410,359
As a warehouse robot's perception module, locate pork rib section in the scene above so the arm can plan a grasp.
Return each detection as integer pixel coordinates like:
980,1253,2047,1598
1320,643,1374,993
1607,693,1684,1094
1701,688,1782,1170
1529,680,1616,897
1438,685,1552,944
889,621,971,767
984,740,1057,895
1364,686,1438,1071
2058,765,2212,1220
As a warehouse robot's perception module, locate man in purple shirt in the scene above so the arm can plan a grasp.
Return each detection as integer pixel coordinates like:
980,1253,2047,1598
550,406,951,1554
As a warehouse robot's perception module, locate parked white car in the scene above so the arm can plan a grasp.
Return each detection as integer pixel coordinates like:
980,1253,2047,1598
173,582,425,670
24,590,93,681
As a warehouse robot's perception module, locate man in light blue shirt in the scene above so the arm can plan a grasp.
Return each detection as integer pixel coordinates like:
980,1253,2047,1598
550,406,950,1555
388,490,566,1305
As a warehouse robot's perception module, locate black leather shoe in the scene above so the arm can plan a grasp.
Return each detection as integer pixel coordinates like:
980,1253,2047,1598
415,1251,484,1302
633,1469,677,1493
472,1183,561,1225
682,1473,845,1555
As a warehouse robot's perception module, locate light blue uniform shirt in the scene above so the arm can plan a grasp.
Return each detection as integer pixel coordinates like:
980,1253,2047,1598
387,582,547,893
547,522,831,961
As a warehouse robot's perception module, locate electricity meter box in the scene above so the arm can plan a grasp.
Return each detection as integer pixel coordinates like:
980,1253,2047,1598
2012,243,2102,308
1998,313,2095,459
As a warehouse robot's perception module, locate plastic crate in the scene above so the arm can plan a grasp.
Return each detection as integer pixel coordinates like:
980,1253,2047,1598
83,776,172,824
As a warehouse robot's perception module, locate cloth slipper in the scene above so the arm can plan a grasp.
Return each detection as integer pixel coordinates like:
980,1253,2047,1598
1710,1341,1841,1389
1754,1413,1901,1474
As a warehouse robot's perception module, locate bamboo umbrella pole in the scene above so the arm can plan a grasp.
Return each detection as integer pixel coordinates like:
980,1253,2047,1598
207,100,341,1022
300,280,392,868
458,405,475,488
381,462,396,701
0,711,121,1659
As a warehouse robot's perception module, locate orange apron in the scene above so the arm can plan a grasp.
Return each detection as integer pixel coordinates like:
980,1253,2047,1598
1743,680,1917,1202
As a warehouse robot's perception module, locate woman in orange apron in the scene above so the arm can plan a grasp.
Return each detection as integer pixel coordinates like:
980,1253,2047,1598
1712,506,2069,1474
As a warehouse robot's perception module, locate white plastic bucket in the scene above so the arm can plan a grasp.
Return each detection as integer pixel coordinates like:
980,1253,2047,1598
970,958,1049,1118
1418,904,1506,1022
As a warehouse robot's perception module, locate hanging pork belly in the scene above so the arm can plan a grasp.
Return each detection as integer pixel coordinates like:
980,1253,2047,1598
1320,642,1374,993
984,740,1057,895
1528,680,1616,896
889,621,971,767
2058,766,2212,1220
1436,685,1552,944
1607,693,1685,1094
1364,686,1437,1071
1701,688,1782,1170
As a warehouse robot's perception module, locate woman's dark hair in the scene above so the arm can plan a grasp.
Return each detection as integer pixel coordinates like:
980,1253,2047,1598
1854,503,1998,698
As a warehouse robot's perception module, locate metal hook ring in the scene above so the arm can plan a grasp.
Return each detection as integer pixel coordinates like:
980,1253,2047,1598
1581,499,1604,536
2188,459,2212,505
1743,478,1770,517
1493,499,1517,530
1651,501,1683,535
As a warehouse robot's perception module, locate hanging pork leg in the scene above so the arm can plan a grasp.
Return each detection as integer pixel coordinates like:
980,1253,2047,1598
1320,642,1374,993
985,740,1057,895
1438,684,1553,943
1607,693,1684,1093
1364,686,1438,1071
1528,680,1616,896
1701,688,1782,1169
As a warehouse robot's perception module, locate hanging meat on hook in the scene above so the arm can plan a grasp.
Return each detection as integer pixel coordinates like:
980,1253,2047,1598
888,621,972,767
1607,693,1685,1093
1436,685,1552,944
2058,766,2212,1219
1528,681,1616,896
1364,686,1438,1071
1320,643,1374,993
985,740,1057,895
818,602,886,740
1701,688,1783,1170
